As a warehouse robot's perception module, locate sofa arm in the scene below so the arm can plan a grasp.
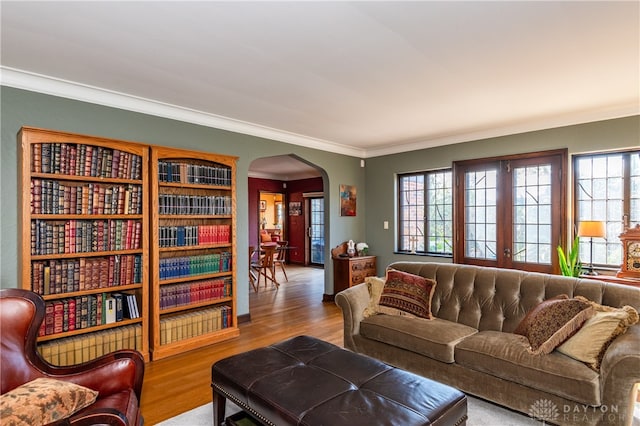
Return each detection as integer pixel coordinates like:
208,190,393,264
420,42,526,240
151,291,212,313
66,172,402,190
335,283,370,350
599,324,640,426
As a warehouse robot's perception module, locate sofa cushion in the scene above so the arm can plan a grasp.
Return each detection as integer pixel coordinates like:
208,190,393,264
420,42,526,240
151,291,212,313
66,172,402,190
360,315,477,363
0,377,98,426
514,295,595,355
557,297,639,371
455,331,600,405
378,270,436,319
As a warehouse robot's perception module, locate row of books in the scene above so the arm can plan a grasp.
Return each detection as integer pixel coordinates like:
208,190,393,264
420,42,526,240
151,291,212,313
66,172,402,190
31,255,142,295
31,179,142,215
158,161,232,186
159,224,231,247
160,305,232,345
31,219,142,255
39,292,140,336
158,194,232,216
159,252,232,280
31,143,143,180
160,277,232,310
37,324,142,366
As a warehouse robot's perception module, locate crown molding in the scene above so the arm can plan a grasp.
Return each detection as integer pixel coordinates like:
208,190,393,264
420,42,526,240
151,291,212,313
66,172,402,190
0,67,365,158
2,67,637,160
365,104,640,158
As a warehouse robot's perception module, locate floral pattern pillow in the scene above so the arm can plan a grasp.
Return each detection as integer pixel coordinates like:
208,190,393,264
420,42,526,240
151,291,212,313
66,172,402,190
0,377,98,426
514,295,594,355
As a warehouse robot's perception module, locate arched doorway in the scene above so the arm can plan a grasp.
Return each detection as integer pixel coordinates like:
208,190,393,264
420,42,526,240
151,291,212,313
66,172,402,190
248,155,327,268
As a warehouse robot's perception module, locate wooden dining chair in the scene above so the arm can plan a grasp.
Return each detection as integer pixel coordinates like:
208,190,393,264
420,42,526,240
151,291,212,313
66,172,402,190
249,246,259,292
274,240,289,282
251,244,279,290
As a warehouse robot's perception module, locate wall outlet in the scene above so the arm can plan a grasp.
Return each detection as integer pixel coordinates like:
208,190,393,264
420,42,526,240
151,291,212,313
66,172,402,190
383,221,389,230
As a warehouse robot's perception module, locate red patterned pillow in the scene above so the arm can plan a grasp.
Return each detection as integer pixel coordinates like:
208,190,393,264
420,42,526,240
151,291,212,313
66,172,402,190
378,270,436,319
514,295,595,355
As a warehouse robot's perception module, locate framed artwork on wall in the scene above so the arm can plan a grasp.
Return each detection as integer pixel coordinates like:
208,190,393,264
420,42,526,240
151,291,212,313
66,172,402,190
260,200,267,211
340,184,356,216
289,201,302,216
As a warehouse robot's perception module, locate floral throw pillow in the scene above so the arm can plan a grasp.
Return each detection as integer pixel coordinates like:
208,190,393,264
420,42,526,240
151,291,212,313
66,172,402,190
514,294,595,355
378,269,437,319
0,377,98,426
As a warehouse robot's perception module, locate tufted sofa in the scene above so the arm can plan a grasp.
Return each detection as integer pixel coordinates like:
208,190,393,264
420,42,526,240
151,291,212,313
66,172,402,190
335,262,640,426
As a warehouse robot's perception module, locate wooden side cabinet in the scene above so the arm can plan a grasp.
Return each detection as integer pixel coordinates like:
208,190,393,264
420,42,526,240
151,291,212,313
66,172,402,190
332,255,377,294
331,242,377,294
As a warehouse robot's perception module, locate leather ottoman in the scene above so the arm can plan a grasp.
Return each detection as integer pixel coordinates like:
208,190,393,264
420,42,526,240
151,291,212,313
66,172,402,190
211,335,467,426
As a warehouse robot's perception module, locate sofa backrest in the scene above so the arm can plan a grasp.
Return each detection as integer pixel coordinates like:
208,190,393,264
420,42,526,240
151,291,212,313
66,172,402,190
387,262,640,333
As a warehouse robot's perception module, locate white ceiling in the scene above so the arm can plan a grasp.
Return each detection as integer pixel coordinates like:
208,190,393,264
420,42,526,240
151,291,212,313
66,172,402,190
1,1,638,161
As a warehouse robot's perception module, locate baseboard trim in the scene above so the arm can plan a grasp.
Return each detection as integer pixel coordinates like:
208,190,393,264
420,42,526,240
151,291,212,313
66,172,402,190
237,313,251,324
322,293,335,302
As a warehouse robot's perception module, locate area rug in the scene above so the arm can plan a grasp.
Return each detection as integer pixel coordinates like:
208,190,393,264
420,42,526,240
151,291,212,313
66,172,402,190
156,396,546,425
158,397,640,426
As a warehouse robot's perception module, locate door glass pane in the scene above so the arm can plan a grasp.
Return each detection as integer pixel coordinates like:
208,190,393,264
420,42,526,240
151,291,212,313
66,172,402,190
464,170,497,260
310,198,324,265
512,164,552,264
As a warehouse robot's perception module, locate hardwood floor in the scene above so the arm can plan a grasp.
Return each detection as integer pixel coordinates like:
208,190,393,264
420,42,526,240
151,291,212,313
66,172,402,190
140,265,343,424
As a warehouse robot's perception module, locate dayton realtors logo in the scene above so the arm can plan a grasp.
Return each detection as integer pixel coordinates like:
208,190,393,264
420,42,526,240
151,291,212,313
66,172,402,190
529,399,623,424
528,399,560,424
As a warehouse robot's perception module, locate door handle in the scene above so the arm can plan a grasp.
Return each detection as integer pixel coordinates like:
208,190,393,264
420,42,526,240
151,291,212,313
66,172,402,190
504,248,511,258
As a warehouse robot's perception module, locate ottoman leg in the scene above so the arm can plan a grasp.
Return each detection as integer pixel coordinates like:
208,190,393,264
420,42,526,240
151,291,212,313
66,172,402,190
212,389,226,426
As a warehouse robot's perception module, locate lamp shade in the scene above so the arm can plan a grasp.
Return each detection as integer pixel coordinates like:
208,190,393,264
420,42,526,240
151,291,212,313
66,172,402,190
577,221,606,238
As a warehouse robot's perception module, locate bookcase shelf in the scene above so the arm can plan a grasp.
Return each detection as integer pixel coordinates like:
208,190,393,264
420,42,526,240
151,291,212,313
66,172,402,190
37,318,143,342
159,271,232,285
159,296,234,315
19,126,150,363
150,146,239,360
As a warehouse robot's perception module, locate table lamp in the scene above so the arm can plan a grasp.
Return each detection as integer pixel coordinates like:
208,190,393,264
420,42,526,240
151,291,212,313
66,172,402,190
578,221,606,275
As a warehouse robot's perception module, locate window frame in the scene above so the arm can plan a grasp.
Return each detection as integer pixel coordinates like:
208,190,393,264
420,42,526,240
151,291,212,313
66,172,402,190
397,168,453,256
572,149,640,270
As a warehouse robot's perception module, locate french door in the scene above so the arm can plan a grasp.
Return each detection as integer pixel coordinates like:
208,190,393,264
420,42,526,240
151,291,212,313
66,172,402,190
453,150,567,273
307,197,325,266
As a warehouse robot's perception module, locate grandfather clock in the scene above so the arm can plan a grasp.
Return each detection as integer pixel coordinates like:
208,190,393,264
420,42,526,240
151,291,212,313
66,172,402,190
617,224,640,279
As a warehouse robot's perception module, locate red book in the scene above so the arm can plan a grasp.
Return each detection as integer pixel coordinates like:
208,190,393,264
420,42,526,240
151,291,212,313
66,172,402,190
108,256,115,286
44,302,54,335
67,298,76,331
53,301,64,334
68,145,77,176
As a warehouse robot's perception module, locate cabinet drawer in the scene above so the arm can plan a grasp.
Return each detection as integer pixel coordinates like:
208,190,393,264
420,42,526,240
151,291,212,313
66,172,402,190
351,260,376,271
351,272,369,285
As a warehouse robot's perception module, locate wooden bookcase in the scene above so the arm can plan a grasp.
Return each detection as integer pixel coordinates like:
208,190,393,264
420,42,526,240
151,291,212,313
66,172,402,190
18,127,150,363
150,146,239,360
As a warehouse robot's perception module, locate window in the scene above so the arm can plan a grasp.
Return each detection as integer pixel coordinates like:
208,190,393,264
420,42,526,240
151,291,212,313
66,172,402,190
574,150,640,269
454,149,566,274
398,170,453,255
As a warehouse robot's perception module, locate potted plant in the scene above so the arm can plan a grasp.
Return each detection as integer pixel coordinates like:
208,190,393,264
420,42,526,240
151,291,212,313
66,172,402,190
557,235,582,277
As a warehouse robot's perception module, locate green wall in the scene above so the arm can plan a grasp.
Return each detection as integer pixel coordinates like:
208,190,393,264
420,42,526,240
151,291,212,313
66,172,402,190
364,115,640,270
2,86,637,314
0,87,368,315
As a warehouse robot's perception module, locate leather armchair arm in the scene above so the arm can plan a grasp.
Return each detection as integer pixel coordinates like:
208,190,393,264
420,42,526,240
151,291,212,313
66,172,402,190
334,283,370,351
35,350,144,400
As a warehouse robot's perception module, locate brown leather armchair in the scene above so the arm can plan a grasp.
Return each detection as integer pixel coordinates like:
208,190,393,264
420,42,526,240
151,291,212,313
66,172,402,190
1,288,144,425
